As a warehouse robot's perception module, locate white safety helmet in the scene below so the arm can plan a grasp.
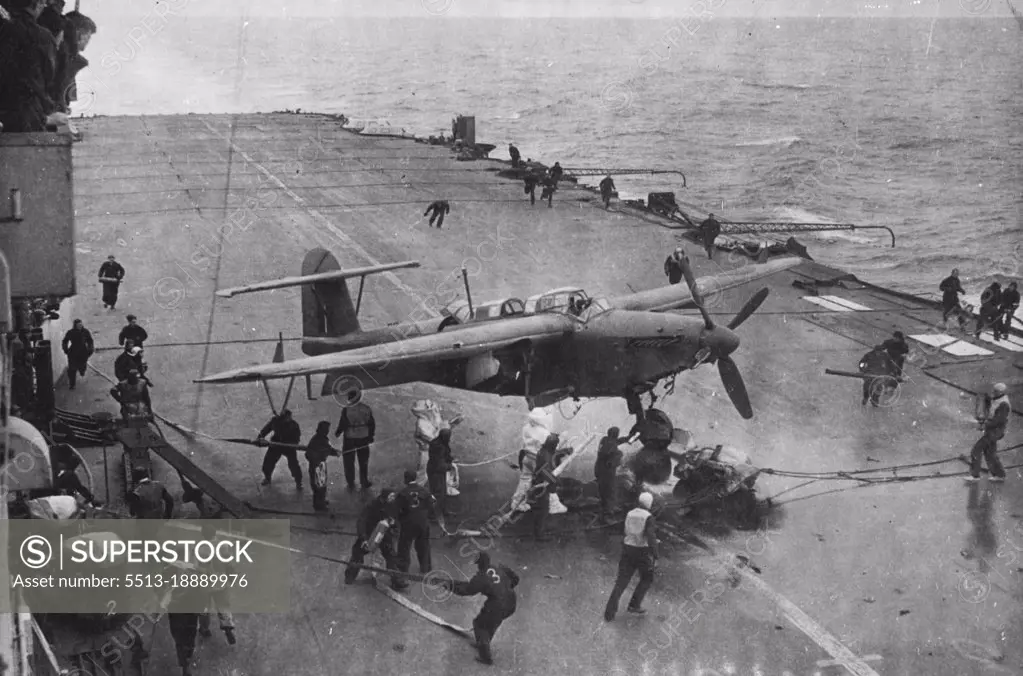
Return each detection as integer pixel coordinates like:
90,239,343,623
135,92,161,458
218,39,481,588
638,492,654,510
992,382,1007,396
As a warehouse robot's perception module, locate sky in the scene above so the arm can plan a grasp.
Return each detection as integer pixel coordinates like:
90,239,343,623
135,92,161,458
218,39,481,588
88,0,1018,20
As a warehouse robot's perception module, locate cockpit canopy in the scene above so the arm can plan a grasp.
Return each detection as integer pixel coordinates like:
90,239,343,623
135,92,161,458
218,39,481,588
525,287,588,315
475,297,526,320
440,297,526,325
525,288,613,320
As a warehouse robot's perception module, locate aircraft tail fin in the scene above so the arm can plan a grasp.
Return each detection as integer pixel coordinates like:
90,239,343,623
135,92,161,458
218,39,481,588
301,249,361,351
213,248,420,357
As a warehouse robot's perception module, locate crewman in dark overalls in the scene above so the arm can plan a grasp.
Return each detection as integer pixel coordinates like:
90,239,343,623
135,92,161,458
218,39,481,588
305,421,339,512
396,469,444,586
424,200,451,228
939,269,965,324
118,314,148,347
664,247,686,285
976,282,1002,340
61,318,94,390
700,213,722,260
523,172,539,205
426,428,453,518
344,489,405,589
335,394,375,490
508,143,521,167
127,469,174,519
594,427,626,522
441,552,520,665
599,175,616,209
858,345,898,407
531,433,562,542
997,281,1019,340
540,176,555,208
549,161,564,186
257,408,303,489
881,331,910,380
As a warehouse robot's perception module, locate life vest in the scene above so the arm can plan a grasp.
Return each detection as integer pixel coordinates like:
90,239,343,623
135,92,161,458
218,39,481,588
345,403,372,440
623,507,652,548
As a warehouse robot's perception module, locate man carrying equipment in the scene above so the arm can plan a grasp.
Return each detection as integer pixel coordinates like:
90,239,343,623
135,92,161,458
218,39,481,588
98,254,125,309
881,331,910,381
858,345,898,407
305,421,339,512
110,369,152,420
967,382,1010,483
344,489,405,589
699,213,722,260
439,552,520,665
257,409,303,490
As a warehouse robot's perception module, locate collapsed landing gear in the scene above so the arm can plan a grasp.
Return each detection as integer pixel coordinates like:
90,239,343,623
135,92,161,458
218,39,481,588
625,385,663,435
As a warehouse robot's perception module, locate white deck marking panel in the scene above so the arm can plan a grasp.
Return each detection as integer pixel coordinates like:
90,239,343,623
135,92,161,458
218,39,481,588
818,295,872,311
803,296,854,312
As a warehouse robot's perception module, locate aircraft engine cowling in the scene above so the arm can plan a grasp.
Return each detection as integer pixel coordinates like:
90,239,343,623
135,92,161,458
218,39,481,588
465,351,500,388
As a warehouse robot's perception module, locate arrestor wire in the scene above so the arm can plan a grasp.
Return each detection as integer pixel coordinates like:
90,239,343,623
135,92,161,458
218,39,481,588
86,363,1020,513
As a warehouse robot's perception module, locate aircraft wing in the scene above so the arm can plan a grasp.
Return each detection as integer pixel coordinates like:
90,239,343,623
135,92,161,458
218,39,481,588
195,313,576,384
609,256,802,313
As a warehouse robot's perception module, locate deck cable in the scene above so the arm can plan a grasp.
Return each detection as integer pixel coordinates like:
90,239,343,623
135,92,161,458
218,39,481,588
87,367,1021,519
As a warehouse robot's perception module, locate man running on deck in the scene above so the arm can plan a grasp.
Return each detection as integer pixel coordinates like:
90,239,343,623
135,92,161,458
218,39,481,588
424,200,451,228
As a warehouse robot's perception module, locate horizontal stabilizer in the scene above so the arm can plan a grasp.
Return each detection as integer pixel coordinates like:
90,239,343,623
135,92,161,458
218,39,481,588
216,261,421,298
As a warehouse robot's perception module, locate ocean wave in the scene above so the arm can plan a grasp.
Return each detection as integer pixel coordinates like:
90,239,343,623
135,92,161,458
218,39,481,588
772,206,835,223
808,231,875,245
740,80,824,91
889,137,964,151
734,136,802,148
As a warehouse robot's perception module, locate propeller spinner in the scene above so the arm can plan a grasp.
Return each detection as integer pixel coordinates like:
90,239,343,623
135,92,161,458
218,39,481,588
678,253,770,419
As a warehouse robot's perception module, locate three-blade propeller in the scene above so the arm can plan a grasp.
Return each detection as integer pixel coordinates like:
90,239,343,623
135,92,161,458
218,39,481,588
679,254,770,419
